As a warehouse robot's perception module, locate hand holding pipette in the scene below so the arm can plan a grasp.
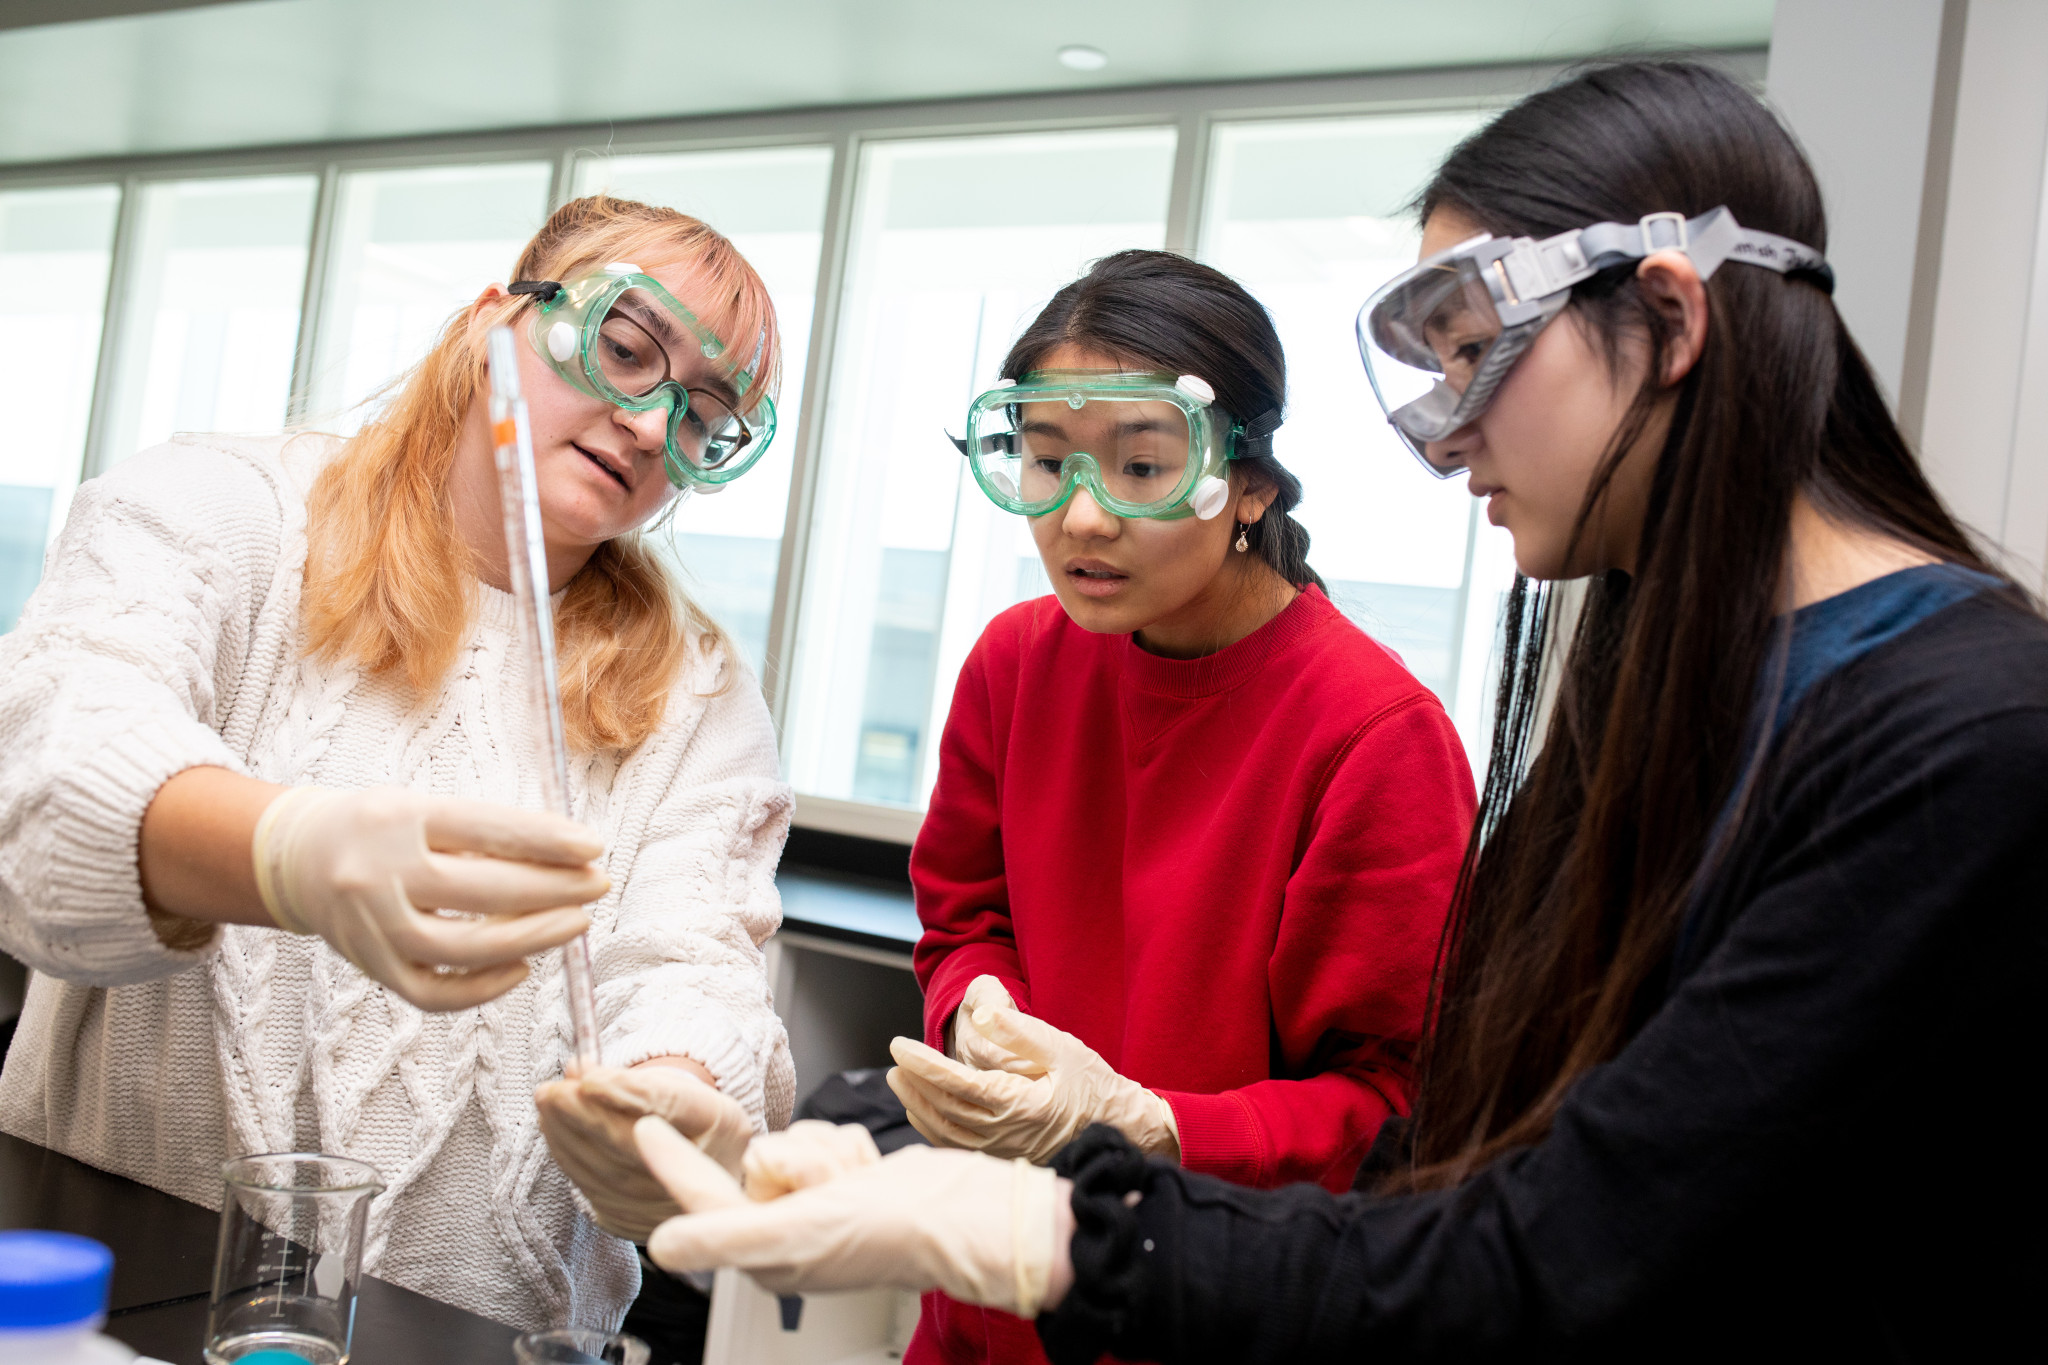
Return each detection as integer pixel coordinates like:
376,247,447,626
536,1064,755,1242
252,784,605,1011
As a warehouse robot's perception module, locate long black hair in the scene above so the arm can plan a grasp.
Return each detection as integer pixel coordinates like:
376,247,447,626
1002,249,1325,591
1399,61,2008,1189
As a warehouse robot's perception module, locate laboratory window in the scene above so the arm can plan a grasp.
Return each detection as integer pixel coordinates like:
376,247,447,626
784,127,1177,809
0,184,118,631
95,174,318,471
1199,112,1519,767
0,94,1524,798
301,161,553,433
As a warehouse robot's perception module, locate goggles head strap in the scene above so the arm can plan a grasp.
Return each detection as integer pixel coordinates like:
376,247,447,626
1478,210,1833,320
1237,408,1283,460
1564,208,1833,294
508,279,563,304
946,429,1020,457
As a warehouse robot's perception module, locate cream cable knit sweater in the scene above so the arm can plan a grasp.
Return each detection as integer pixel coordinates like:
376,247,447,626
0,432,795,1331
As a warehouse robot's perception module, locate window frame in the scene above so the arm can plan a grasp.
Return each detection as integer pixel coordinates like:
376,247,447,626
0,51,1765,844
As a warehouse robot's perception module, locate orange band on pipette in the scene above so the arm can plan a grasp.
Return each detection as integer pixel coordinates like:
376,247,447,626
492,418,518,447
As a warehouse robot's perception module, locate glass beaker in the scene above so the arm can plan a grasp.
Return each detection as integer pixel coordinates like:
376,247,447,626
205,1153,383,1365
512,1329,650,1364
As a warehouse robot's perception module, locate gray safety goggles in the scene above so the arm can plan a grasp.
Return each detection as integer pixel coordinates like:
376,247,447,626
1357,207,1831,476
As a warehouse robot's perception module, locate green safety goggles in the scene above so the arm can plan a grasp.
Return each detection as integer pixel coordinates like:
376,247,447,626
509,264,776,490
954,371,1275,521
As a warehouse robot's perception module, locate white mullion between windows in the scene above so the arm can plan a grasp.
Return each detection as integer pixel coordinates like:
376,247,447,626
78,174,144,482
548,145,579,212
761,128,861,748
286,162,341,427
1163,109,1211,256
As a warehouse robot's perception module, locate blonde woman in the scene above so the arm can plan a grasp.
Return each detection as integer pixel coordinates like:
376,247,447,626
0,196,794,1330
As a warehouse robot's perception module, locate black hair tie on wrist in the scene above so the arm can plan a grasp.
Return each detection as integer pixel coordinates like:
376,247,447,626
508,279,563,303
1237,408,1283,461
1039,1126,1153,1364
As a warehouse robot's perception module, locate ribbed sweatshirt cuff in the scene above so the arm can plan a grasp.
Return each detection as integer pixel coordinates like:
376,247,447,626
922,968,1033,1053
1157,1089,1267,1186
37,715,241,984
609,1001,767,1131
923,983,959,1052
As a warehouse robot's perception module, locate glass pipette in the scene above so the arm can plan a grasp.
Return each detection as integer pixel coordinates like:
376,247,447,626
485,325,602,1073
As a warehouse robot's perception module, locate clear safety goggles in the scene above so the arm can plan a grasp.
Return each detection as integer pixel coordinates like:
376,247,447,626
509,264,777,491
1357,207,1831,477
954,371,1272,521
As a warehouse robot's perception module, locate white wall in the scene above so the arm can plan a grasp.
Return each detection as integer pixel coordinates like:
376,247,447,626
1915,2,2048,586
1766,0,1952,406
1770,0,2048,591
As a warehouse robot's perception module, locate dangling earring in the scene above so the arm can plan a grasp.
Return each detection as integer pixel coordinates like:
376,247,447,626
1234,522,1250,553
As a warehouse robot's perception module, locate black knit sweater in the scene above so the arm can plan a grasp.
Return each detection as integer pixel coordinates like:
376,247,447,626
1039,590,2048,1363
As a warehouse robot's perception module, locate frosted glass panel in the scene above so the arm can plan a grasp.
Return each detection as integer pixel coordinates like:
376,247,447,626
788,128,1176,808
0,184,117,631
99,175,316,468
1201,113,1515,769
575,146,834,682
305,162,551,433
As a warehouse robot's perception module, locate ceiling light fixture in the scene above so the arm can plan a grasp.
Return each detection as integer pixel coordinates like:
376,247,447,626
1057,44,1109,72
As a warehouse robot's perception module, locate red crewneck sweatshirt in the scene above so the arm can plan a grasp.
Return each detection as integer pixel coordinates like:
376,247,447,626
905,586,1476,1365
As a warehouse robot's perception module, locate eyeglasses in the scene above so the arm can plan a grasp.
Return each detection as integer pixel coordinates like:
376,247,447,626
587,305,759,470
513,266,778,490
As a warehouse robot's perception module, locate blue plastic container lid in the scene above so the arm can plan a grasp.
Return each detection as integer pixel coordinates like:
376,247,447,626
0,1230,114,1329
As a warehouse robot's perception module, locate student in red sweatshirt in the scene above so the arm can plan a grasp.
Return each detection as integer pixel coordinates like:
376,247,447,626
883,249,1477,1365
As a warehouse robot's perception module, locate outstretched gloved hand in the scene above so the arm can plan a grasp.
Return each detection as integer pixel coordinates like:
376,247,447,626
888,1002,1180,1165
742,1119,884,1201
537,1064,756,1243
252,785,607,1011
948,975,1046,1076
635,1116,1062,1317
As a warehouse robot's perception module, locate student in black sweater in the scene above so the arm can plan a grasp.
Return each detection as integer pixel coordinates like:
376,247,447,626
621,61,2048,1362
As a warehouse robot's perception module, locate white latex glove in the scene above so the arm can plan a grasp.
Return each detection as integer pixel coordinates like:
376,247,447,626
948,975,1047,1077
888,1004,1180,1165
536,1064,755,1242
635,1116,1059,1317
742,1118,883,1201
252,785,607,1011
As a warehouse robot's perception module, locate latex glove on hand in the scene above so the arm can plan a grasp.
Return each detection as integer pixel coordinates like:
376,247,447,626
252,786,607,1011
948,975,1047,1077
888,1003,1180,1165
536,1063,756,1242
742,1119,884,1201
636,1116,1060,1317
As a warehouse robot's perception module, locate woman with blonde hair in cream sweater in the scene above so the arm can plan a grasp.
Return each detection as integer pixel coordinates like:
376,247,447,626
0,195,792,1331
